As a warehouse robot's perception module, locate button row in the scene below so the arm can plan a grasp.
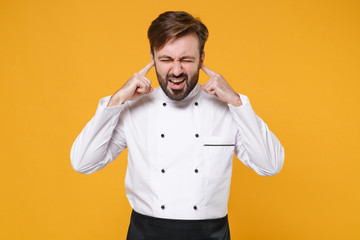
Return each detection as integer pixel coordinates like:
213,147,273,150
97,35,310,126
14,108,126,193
162,102,199,106
160,134,199,138
160,169,199,173
160,205,198,211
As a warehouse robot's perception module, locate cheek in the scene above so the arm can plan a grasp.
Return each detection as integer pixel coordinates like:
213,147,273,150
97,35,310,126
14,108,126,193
155,65,169,77
184,64,199,76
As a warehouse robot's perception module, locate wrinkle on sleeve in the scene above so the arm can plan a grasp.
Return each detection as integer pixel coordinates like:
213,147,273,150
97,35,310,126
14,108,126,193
229,94,285,176
70,96,128,174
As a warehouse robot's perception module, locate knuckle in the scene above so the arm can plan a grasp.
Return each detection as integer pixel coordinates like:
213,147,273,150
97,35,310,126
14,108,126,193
131,73,140,80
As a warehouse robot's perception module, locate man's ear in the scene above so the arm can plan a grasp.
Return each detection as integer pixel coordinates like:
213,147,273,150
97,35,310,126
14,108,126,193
200,51,205,66
150,49,154,61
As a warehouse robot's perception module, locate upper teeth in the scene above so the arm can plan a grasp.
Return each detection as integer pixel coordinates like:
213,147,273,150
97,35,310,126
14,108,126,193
170,79,184,83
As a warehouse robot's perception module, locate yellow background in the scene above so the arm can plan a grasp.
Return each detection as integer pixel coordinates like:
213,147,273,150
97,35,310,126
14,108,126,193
1,0,359,239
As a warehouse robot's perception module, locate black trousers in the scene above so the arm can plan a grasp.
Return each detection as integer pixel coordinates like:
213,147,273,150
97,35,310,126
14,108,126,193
126,210,230,240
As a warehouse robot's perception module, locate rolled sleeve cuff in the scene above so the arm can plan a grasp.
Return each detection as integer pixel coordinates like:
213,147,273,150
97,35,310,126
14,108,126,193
227,94,252,113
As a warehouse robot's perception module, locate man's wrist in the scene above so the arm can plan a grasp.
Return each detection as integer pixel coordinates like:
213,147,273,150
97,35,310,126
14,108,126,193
108,94,125,107
229,94,242,107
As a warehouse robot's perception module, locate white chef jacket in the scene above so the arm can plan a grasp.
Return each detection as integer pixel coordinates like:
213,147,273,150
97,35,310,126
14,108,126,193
71,84,284,220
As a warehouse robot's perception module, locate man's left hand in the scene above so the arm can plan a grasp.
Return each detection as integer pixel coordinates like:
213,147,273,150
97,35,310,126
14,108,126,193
201,65,242,107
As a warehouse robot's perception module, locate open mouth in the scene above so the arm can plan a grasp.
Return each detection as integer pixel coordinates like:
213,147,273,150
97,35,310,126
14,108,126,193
169,78,185,84
168,78,186,90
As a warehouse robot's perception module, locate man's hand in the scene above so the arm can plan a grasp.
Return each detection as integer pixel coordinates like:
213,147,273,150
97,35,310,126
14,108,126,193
201,65,242,107
108,61,154,107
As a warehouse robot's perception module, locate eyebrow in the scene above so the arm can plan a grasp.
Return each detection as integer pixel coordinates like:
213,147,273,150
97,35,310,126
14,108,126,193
180,56,196,60
158,55,172,59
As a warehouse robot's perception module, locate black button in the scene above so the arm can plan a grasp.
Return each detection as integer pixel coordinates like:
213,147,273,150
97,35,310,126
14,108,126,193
194,169,198,173
161,134,165,138
195,134,199,138
193,205,198,210
161,169,165,173
195,102,199,106
161,205,165,210
163,103,166,106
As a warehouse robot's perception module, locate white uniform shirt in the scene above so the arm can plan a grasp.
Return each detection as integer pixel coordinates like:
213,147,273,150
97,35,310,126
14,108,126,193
71,84,284,220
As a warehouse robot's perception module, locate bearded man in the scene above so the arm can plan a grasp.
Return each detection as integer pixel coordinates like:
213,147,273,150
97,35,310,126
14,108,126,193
71,11,284,240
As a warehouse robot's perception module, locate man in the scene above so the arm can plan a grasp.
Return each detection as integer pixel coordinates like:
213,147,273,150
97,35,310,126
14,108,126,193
71,11,284,240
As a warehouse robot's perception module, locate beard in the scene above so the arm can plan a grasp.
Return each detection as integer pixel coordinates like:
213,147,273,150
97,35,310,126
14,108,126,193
156,69,199,101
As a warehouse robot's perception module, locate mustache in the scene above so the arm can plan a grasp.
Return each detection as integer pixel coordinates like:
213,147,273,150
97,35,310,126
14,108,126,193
166,73,188,80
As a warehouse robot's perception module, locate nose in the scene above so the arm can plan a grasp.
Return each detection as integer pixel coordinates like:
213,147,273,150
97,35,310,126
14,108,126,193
170,60,183,76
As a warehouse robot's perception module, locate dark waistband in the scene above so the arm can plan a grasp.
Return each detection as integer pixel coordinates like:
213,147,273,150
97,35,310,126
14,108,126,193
132,210,228,226
127,210,230,240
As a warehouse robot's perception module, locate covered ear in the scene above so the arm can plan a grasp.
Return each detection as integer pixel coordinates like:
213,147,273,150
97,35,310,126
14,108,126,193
200,51,205,65
150,49,154,61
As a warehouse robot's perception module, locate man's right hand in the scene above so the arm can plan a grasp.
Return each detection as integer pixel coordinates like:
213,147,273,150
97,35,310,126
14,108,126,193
108,61,154,107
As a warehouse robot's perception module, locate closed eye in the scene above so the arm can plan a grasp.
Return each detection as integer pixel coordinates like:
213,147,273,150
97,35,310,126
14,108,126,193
159,58,173,63
181,59,194,63
157,56,196,63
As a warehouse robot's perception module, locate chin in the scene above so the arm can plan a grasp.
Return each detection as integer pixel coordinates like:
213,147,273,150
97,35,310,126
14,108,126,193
165,87,187,101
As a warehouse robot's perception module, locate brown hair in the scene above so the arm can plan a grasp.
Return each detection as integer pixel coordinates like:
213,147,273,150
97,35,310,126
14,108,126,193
148,11,209,56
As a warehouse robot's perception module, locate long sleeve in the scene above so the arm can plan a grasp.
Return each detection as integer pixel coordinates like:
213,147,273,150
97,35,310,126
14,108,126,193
70,96,127,174
229,94,285,176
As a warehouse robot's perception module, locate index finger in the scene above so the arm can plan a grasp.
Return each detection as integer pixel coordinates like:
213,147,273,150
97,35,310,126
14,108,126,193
201,64,217,77
138,60,154,76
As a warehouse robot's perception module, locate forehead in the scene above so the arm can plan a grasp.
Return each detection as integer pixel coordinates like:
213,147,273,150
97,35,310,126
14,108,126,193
154,33,200,58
